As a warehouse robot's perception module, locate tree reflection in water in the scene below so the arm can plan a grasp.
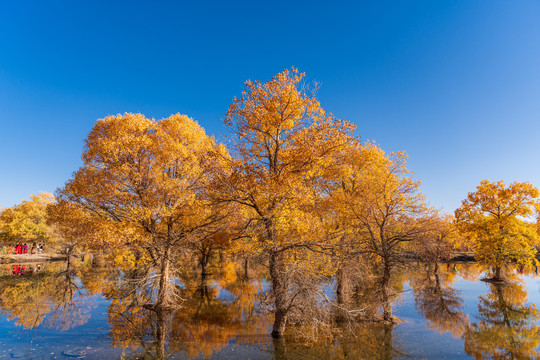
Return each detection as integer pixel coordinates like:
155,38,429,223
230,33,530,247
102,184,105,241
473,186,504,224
0,260,103,330
463,280,540,359
410,262,469,337
106,265,272,359
0,261,538,359
410,263,540,360
105,262,407,359
271,323,401,360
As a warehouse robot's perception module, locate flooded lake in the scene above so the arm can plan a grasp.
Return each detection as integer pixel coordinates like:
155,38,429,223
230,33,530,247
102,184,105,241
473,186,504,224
0,261,538,359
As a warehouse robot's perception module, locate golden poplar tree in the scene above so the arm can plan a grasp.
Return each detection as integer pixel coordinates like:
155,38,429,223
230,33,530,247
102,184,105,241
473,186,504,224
336,144,430,322
57,113,229,309
0,192,56,245
218,68,355,337
455,180,540,281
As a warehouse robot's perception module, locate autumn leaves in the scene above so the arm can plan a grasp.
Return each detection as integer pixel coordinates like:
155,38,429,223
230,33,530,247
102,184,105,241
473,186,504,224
36,68,540,338
455,180,540,281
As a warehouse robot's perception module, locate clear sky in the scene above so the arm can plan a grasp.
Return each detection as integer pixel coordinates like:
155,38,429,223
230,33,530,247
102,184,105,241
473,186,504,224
1,1,539,212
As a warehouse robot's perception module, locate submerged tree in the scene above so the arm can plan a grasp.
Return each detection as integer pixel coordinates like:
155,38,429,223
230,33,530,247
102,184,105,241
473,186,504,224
417,214,460,264
106,257,269,360
336,144,431,322
57,113,230,310
455,180,540,281
217,68,356,337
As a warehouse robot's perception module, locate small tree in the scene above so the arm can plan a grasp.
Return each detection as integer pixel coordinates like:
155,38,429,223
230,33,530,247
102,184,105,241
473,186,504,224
336,145,431,322
455,180,540,281
0,192,56,248
418,214,460,265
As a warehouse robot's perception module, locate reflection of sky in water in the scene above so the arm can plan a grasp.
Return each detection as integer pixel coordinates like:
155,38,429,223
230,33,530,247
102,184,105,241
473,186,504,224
397,279,483,359
396,268,540,359
0,263,538,359
0,293,125,359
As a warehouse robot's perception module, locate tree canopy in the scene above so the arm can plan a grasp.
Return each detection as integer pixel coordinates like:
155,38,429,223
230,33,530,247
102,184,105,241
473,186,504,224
0,192,56,244
455,180,540,280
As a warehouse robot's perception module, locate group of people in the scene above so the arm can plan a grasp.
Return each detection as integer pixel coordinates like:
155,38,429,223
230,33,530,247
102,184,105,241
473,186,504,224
4,264,41,276
6,243,44,255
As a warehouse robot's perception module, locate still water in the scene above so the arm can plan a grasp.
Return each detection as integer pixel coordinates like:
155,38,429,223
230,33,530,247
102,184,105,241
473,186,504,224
0,261,538,359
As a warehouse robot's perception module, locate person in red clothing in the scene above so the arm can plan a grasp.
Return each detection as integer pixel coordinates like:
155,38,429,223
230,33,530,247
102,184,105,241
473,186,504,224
23,244,28,254
15,244,21,255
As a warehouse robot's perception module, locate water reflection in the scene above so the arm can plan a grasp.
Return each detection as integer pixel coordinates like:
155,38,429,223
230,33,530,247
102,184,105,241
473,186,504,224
0,261,538,359
410,263,469,337
463,280,540,359
105,265,271,359
0,261,99,331
409,263,540,359
271,323,400,360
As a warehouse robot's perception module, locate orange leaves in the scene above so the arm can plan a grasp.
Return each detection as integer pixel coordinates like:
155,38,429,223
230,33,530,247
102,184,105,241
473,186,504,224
59,112,229,247
458,180,539,222
225,68,322,136
220,68,359,271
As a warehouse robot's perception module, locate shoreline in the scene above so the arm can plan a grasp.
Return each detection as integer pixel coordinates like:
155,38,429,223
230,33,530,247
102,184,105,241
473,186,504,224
0,253,68,264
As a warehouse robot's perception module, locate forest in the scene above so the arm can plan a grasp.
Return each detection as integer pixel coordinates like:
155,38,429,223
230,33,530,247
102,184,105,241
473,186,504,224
1,68,539,342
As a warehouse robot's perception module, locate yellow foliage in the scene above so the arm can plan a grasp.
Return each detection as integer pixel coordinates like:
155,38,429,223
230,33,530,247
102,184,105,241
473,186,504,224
219,261,238,286
455,180,540,274
0,192,56,244
55,112,232,307
220,67,356,272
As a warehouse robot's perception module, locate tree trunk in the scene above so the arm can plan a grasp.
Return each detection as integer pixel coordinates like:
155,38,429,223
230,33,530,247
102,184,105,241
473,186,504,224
92,253,105,268
200,248,210,279
336,267,350,305
66,251,72,270
272,336,287,360
381,324,394,360
493,266,502,281
381,261,393,322
270,251,289,338
243,257,250,280
156,246,171,309
154,309,166,360
336,266,351,323
273,307,288,339
494,283,511,327
65,245,75,269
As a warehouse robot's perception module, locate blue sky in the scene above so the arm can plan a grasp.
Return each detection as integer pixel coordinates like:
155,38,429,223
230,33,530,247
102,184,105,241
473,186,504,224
1,1,539,212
